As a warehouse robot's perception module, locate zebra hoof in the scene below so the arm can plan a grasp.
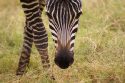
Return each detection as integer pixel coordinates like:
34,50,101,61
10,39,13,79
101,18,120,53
16,69,26,76
16,72,23,76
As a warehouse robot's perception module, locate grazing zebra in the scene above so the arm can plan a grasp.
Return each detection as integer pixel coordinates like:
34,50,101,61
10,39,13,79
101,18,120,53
16,0,51,75
46,0,82,69
17,0,82,76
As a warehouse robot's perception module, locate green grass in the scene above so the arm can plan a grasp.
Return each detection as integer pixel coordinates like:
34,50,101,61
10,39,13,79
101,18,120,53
0,0,125,83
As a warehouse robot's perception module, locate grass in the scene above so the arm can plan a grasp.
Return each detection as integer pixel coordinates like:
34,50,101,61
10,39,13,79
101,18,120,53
0,0,125,83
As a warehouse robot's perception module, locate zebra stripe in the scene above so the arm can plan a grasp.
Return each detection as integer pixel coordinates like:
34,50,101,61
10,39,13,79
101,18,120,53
16,0,50,75
46,0,82,69
46,0,82,51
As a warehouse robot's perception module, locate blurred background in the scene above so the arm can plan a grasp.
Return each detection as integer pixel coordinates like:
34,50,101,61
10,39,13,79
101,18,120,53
0,0,125,83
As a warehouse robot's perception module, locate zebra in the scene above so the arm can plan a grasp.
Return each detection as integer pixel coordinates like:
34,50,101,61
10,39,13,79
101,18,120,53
17,0,82,76
16,0,51,76
46,0,82,69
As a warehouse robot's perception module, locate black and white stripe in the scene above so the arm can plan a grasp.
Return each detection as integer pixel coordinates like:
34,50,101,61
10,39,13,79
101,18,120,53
16,0,50,75
17,0,82,73
46,0,82,51
46,0,82,69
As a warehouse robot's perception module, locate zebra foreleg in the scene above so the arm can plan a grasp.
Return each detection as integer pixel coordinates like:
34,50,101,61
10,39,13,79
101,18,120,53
16,26,33,75
39,0,45,15
33,23,50,69
33,23,55,80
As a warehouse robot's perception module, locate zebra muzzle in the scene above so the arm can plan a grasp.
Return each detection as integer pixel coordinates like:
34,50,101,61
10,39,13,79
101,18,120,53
54,49,74,69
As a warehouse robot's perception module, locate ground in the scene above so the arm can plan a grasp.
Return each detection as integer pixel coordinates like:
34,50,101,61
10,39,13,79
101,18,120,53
0,0,125,83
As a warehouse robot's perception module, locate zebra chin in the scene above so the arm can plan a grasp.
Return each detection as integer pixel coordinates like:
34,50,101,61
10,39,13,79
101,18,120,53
54,49,74,69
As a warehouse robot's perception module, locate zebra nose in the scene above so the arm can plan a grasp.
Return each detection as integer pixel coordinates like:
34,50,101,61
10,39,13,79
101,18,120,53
54,54,74,69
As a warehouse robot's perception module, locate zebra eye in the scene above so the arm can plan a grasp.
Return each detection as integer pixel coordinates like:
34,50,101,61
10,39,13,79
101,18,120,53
76,11,82,19
46,12,52,19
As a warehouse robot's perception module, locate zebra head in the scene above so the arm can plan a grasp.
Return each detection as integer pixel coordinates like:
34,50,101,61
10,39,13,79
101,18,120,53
46,0,82,69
